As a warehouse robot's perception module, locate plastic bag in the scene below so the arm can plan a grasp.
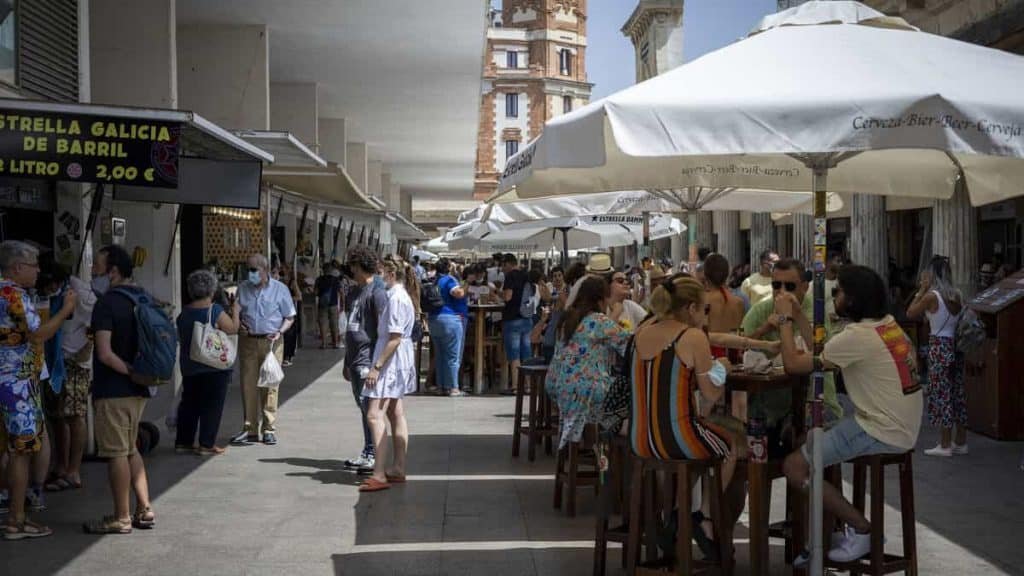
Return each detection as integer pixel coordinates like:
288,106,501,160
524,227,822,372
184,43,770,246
258,351,285,389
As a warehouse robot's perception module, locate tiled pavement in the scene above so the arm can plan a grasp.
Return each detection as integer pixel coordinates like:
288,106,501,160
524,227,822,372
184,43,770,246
2,347,1022,575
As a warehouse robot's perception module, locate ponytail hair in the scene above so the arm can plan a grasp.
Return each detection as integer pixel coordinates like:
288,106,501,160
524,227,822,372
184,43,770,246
649,273,705,321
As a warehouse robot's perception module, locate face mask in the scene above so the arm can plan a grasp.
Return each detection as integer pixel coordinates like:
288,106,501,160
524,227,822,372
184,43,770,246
248,271,262,285
91,275,110,295
707,359,728,388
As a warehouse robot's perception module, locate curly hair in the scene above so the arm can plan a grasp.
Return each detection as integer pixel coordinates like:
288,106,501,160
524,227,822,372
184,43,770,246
346,244,379,275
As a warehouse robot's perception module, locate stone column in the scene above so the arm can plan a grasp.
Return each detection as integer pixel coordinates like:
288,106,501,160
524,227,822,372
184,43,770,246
933,179,978,297
695,211,714,254
713,211,743,268
671,231,685,267
792,213,814,264
776,224,792,259
750,212,775,266
851,194,888,280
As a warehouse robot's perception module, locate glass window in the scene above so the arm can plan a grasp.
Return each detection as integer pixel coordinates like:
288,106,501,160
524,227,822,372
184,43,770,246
506,50,518,69
505,92,518,118
0,1,16,86
505,140,519,159
563,95,572,114
559,49,573,76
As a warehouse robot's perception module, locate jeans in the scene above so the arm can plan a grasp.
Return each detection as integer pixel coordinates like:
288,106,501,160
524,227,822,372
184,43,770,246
800,416,905,469
349,367,374,457
429,314,466,391
175,370,231,448
502,317,534,362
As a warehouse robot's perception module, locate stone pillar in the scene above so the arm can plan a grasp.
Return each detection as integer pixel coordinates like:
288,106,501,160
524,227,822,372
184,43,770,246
713,211,743,268
368,161,383,201
346,142,369,193
271,82,319,151
933,179,978,297
177,23,269,129
695,212,714,255
851,194,888,280
750,212,775,266
318,118,347,166
670,231,685,267
776,224,792,259
792,213,814,264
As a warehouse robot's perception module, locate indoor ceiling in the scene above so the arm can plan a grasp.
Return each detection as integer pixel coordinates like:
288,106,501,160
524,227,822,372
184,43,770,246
178,0,489,201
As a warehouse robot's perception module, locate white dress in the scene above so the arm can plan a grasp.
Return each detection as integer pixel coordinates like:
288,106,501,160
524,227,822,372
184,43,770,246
363,284,417,399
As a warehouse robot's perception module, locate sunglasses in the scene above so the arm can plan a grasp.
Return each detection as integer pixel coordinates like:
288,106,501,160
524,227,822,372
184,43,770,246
771,281,798,292
247,267,259,273
612,276,628,284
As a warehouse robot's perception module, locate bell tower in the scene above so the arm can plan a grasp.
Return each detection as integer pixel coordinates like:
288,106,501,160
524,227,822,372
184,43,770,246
622,0,684,83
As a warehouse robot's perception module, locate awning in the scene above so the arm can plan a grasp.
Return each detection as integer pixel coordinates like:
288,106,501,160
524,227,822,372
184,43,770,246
234,130,326,168
263,162,379,211
387,211,428,241
0,98,272,208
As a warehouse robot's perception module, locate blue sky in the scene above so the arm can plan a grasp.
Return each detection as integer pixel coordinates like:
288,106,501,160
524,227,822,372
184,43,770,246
588,0,778,99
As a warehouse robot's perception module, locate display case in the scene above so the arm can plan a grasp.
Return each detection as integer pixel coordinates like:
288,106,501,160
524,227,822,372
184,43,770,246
965,270,1024,440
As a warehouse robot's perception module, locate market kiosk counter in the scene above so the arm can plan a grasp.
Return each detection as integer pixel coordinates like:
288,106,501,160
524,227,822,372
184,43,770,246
965,269,1024,440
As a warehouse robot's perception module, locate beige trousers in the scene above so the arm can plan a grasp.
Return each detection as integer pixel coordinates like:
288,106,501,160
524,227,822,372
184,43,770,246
239,335,283,434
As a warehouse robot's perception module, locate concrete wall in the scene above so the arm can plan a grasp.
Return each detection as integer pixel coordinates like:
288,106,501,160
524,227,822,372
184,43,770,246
367,161,383,201
177,24,270,130
346,142,369,193
271,82,319,150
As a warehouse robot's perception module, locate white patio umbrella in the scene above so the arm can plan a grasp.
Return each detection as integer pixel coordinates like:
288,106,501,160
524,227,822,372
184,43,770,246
497,2,1024,573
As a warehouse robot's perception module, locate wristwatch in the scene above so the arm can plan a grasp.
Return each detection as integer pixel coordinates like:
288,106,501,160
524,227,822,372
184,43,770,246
776,314,794,326
373,362,382,371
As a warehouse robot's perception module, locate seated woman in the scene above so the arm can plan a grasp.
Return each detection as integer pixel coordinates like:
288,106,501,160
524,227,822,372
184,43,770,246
546,276,630,450
630,273,745,560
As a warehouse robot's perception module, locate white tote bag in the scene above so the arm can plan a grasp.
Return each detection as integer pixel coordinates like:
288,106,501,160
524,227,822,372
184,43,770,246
189,306,237,370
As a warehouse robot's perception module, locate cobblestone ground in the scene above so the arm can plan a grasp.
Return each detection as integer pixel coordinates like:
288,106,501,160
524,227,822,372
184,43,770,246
4,347,1021,575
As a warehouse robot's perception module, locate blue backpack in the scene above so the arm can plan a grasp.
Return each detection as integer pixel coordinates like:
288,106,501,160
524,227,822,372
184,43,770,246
112,287,178,386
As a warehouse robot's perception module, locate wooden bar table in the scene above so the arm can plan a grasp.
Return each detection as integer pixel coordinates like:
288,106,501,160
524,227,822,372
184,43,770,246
468,303,504,395
726,368,808,576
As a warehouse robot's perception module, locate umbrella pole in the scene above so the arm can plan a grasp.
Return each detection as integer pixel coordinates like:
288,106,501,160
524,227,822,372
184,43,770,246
809,163,829,576
687,211,698,271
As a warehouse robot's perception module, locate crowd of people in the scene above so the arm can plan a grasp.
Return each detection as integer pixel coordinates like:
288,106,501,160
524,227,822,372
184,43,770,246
0,230,1000,552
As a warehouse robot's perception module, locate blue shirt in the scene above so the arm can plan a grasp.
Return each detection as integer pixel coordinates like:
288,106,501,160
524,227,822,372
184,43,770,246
436,274,467,317
176,303,229,376
237,278,296,335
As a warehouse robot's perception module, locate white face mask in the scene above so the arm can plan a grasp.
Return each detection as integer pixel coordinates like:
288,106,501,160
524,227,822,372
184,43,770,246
91,275,110,295
248,270,262,285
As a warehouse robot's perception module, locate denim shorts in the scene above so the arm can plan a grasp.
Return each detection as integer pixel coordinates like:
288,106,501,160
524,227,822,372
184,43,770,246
800,416,904,468
502,317,534,362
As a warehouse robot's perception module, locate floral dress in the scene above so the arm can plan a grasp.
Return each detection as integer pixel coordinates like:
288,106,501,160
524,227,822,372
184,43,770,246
547,312,630,449
0,280,44,454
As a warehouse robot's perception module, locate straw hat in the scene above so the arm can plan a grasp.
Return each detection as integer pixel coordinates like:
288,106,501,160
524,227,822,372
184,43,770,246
586,253,614,274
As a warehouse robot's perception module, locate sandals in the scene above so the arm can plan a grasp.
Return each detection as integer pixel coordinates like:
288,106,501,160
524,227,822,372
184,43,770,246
385,473,407,483
83,515,132,535
4,518,53,540
45,477,73,492
358,478,391,492
196,446,227,456
133,506,156,529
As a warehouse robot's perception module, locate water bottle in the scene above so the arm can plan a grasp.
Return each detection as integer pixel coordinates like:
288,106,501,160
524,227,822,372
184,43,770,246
747,415,768,464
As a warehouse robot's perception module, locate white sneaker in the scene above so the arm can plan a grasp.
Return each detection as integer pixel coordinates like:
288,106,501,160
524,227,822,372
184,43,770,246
828,527,873,563
792,531,851,568
952,443,969,455
923,444,953,457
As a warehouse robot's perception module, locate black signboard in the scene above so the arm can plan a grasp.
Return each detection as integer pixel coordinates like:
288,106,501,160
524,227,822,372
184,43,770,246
0,109,180,188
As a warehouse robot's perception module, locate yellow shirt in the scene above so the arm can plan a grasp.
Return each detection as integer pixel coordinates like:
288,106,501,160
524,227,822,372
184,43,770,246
741,272,774,308
822,316,923,450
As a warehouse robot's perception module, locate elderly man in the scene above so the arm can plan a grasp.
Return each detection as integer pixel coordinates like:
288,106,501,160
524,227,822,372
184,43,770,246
0,241,76,540
230,254,295,446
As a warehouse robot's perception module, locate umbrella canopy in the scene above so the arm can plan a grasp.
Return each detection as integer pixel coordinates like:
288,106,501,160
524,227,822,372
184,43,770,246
409,248,438,263
482,189,840,224
499,1,1024,207
449,214,685,253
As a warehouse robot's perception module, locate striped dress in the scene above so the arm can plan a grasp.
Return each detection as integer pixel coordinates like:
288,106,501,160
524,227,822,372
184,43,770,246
629,327,731,461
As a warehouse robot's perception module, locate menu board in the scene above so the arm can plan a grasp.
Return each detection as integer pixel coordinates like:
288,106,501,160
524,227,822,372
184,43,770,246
0,109,180,188
969,270,1024,314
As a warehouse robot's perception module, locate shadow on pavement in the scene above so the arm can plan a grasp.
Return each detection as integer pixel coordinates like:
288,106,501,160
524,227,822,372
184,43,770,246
4,348,344,575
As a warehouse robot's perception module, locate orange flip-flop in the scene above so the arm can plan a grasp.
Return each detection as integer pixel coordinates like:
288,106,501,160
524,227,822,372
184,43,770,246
358,478,391,492
386,474,407,483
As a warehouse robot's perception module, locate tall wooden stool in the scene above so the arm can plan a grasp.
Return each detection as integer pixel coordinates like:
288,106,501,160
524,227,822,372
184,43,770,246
838,451,917,576
624,456,732,575
511,364,555,460
554,423,600,517
594,435,632,576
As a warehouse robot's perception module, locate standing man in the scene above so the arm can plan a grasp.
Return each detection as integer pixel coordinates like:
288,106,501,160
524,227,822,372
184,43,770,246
315,265,343,349
0,241,76,540
741,250,779,308
500,254,531,394
230,254,295,447
411,255,426,281
83,245,156,535
342,245,388,473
